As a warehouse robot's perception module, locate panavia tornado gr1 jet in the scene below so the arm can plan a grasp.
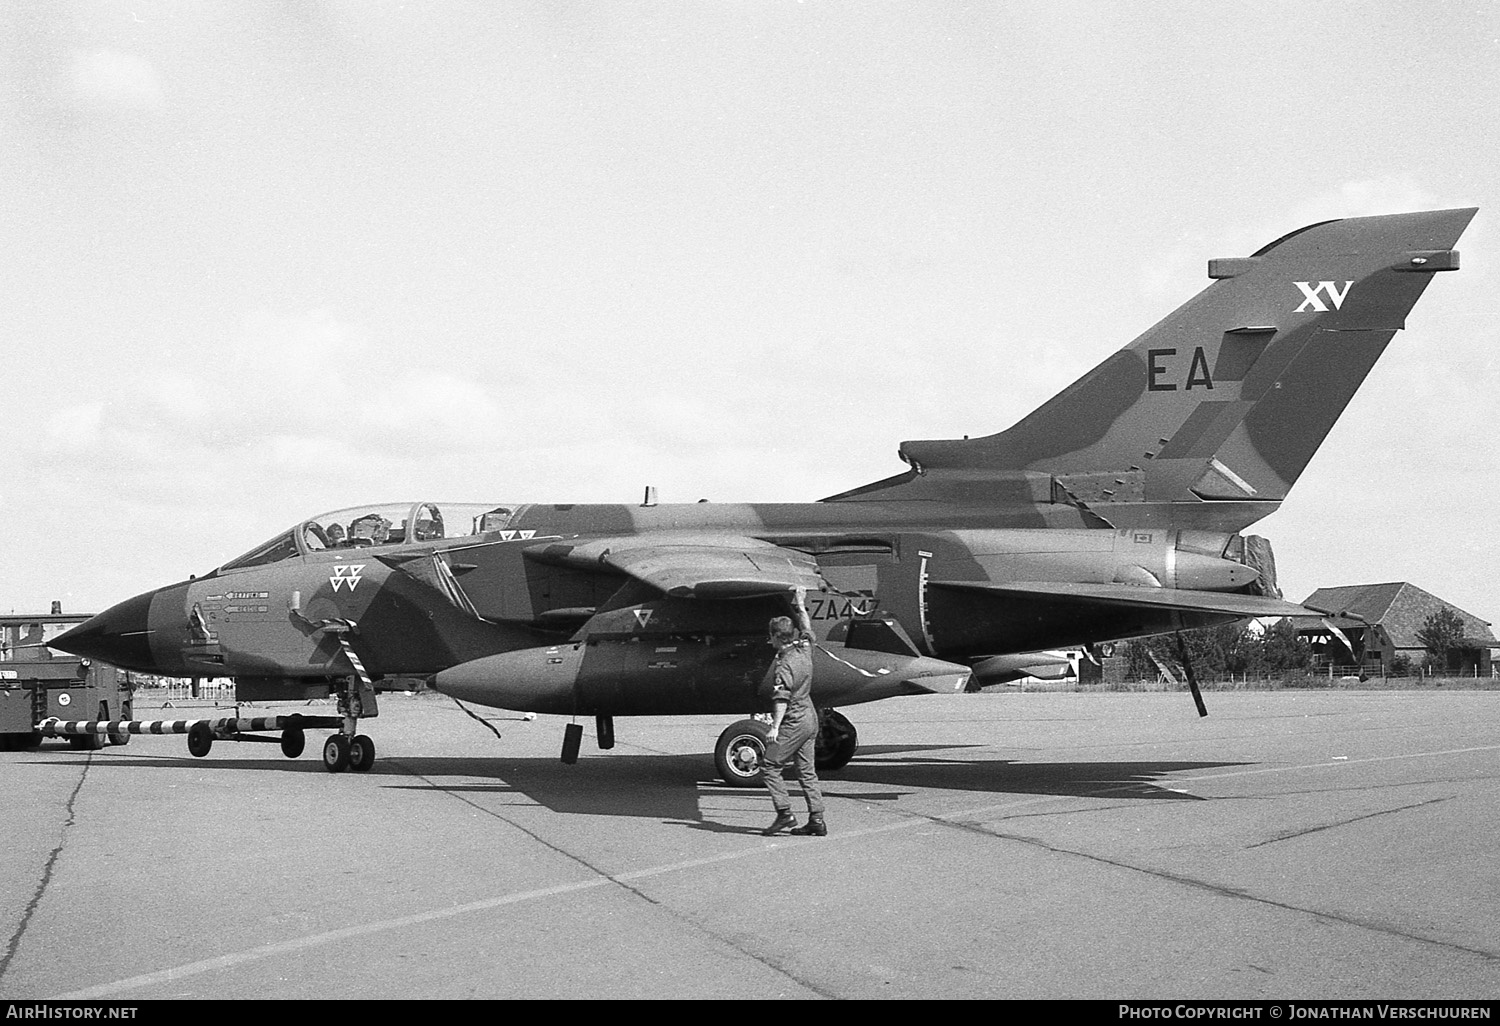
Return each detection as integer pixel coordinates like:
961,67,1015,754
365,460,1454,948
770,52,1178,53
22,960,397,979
54,207,1475,779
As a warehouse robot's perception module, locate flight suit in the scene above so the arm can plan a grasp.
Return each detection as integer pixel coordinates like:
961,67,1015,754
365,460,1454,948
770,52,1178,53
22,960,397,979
761,635,825,816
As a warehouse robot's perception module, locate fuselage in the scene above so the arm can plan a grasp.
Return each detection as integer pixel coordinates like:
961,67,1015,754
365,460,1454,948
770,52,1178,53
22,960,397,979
55,497,1260,714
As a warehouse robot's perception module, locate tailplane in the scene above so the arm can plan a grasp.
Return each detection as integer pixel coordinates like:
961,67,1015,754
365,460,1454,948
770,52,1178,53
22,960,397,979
826,207,1476,531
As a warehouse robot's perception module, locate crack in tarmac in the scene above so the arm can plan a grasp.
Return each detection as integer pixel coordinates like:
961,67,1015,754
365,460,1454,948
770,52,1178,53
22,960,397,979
55,757,844,1000
977,821,1500,964
830,749,1500,968
1216,776,1499,801
1243,795,1457,849
0,756,92,989
877,799,1500,967
388,758,841,1000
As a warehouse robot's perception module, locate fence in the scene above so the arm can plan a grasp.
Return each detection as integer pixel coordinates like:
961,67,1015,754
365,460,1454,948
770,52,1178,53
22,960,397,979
1310,662,1498,681
130,679,241,708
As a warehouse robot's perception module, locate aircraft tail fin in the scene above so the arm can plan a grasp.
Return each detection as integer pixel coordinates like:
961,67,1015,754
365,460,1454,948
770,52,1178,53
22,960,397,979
826,207,1476,531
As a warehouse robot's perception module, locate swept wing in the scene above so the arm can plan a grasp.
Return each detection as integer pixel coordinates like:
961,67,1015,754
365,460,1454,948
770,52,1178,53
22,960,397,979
932,579,1335,620
525,533,825,599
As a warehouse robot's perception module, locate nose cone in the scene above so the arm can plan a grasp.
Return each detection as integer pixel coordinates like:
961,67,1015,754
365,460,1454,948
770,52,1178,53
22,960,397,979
51,589,159,671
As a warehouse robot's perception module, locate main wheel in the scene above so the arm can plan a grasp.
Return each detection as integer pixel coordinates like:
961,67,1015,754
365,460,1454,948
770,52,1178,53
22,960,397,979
348,733,375,772
322,734,350,773
69,732,106,751
815,709,858,771
187,723,214,757
714,719,770,788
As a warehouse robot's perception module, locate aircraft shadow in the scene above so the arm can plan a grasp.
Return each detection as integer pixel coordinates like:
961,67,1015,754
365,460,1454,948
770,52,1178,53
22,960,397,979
63,748,1246,826
828,756,1239,801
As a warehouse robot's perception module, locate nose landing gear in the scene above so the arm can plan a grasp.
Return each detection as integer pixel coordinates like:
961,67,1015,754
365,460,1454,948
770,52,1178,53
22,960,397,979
320,730,376,773
320,674,379,773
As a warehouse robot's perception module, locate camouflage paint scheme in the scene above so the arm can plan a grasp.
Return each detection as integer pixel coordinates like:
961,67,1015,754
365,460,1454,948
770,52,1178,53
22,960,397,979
56,209,1475,723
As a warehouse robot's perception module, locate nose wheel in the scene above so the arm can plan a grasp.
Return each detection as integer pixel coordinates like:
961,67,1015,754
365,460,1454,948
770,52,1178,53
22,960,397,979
349,733,375,772
323,734,350,772
321,733,375,772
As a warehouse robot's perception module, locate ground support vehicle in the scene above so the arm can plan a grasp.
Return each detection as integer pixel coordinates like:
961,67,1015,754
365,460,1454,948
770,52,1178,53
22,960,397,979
0,613,133,752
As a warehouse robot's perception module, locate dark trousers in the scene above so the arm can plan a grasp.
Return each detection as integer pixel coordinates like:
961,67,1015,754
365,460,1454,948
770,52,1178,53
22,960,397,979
762,718,825,815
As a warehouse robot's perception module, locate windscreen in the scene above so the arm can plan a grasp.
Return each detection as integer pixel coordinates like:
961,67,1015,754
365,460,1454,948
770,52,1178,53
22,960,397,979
220,502,525,571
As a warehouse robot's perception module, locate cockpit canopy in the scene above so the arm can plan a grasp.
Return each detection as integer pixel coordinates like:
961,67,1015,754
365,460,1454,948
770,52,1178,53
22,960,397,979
220,502,522,572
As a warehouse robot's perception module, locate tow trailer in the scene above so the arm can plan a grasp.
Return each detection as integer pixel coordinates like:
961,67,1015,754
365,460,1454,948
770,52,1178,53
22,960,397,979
37,678,382,773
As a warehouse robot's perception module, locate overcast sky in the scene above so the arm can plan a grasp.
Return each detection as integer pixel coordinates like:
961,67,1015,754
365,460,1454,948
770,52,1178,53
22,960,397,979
3,1,1497,626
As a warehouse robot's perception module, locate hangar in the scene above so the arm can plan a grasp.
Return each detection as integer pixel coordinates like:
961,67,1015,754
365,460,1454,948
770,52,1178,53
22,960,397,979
1293,582,1496,678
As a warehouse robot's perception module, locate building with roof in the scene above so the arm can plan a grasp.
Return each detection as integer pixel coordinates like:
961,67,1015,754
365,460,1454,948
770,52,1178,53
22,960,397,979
1293,582,1495,677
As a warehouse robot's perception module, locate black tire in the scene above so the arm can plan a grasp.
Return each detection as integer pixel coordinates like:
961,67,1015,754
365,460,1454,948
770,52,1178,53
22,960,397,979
187,723,214,758
714,719,770,788
281,727,306,759
70,732,105,751
322,734,350,773
815,709,858,772
348,733,375,772
109,703,132,746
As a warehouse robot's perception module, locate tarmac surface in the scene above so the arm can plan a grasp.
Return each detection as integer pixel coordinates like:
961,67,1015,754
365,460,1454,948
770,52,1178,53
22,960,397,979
1,689,1498,1000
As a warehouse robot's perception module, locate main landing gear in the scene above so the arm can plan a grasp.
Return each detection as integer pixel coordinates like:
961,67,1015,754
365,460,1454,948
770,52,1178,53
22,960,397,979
712,708,859,787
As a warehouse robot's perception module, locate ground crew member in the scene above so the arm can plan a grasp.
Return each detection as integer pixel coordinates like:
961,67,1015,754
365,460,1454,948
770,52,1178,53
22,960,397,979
761,588,827,837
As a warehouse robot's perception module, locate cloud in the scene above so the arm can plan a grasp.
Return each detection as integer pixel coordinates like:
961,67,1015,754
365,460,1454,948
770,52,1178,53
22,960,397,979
1136,239,1206,303
145,371,216,425
44,403,105,449
62,50,164,112
25,310,524,516
252,433,362,473
1278,177,1443,233
374,372,500,437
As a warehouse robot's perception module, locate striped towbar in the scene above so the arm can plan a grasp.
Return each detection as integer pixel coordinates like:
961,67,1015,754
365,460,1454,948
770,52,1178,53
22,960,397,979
37,715,337,737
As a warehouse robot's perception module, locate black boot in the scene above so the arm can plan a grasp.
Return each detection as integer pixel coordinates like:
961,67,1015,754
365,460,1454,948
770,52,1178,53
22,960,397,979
762,809,797,836
790,813,827,837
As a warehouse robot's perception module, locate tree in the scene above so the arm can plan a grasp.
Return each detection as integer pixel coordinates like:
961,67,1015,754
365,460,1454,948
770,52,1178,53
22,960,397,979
1249,618,1313,674
1416,606,1468,674
1121,621,1256,679
1118,618,1312,680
